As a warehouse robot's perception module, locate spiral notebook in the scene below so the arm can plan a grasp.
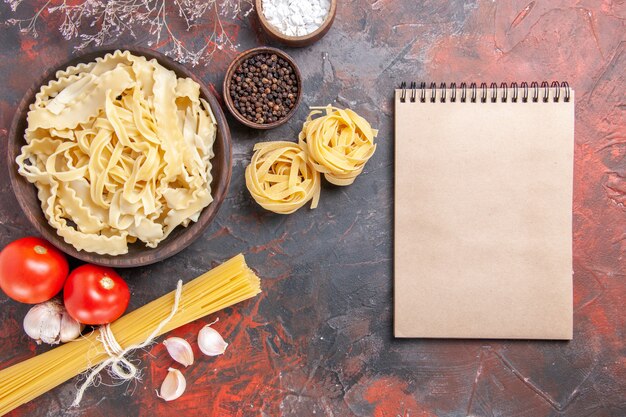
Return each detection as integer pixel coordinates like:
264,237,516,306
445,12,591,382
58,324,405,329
394,82,574,339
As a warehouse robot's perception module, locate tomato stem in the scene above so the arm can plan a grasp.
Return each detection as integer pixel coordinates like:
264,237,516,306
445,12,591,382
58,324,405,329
34,245,47,255
100,277,115,290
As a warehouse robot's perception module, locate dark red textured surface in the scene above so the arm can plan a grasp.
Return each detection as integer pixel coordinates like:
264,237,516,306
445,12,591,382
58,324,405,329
0,1,625,416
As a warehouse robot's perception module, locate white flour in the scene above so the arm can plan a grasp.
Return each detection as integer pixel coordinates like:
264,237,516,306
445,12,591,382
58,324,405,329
262,0,331,37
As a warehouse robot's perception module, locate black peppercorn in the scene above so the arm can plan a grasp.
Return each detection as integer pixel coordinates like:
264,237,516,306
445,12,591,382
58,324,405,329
229,52,298,125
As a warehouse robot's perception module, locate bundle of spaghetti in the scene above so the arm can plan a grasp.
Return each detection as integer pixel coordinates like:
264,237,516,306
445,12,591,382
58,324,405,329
0,254,260,416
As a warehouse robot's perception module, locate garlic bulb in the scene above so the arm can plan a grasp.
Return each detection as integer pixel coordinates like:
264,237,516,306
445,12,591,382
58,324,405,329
163,337,194,367
157,368,186,401
198,321,228,356
23,300,83,345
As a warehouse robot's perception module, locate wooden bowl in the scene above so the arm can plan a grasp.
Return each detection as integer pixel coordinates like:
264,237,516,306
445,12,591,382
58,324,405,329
7,46,232,268
255,0,337,47
223,47,302,130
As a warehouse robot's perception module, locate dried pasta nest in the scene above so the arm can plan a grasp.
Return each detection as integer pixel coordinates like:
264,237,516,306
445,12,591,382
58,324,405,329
245,141,320,215
16,50,217,255
298,105,377,186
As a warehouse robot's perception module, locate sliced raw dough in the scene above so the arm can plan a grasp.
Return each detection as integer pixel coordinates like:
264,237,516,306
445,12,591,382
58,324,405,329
245,141,320,214
298,105,377,186
17,50,217,255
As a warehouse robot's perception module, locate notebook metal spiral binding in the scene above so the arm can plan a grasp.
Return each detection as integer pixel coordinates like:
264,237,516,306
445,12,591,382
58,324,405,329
398,81,570,104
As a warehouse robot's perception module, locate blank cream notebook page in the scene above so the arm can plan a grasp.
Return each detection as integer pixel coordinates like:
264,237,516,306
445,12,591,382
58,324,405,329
394,84,574,339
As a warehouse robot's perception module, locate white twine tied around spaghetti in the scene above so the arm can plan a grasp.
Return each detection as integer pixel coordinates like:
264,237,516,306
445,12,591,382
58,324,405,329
72,280,183,407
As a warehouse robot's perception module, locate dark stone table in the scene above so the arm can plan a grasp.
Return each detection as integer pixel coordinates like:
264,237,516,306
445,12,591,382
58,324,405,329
0,1,624,416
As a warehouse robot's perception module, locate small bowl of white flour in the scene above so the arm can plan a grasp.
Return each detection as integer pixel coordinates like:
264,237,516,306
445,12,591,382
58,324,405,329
256,0,337,47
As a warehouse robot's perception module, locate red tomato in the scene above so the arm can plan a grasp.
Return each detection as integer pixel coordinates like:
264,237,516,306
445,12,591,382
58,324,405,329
0,237,69,304
64,265,130,325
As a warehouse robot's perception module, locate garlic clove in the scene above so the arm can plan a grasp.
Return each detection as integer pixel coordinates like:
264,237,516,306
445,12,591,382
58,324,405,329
198,322,228,357
23,300,64,345
163,337,194,367
59,311,84,343
39,316,62,345
157,368,186,401
23,305,48,343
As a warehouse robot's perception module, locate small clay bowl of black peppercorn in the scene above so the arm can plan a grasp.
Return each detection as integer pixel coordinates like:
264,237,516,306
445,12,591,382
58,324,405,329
223,47,302,130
